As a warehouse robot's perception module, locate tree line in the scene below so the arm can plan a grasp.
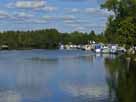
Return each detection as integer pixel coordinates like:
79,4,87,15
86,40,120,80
0,29,105,49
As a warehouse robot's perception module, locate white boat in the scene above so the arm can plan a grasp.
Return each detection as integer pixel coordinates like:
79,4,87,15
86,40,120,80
95,44,101,53
102,46,110,54
82,45,92,51
110,45,118,54
65,45,70,50
59,44,64,50
117,47,126,53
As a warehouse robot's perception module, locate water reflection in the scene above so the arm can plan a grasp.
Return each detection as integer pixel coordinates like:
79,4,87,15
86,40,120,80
61,83,108,99
0,50,133,102
0,91,21,102
105,56,136,102
28,57,59,65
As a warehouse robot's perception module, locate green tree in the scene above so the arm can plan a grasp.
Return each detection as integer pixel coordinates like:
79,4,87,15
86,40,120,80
102,0,136,47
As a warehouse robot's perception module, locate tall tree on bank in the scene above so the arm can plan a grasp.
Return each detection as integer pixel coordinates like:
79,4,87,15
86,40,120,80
101,0,136,46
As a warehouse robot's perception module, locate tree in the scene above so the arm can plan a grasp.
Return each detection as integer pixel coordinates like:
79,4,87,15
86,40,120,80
102,0,136,46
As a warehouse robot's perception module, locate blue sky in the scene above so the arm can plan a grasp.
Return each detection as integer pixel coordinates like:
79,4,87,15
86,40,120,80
0,0,112,33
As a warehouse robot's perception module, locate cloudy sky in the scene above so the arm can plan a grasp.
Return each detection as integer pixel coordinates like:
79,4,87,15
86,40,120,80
0,0,112,33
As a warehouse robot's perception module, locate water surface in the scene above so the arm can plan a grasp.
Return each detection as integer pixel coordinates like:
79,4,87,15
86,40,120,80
0,50,135,102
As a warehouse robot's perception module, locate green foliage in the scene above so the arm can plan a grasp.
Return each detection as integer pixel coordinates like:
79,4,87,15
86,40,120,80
102,0,136,46
0,29,104,49
117,17,136,46
0,29,60,49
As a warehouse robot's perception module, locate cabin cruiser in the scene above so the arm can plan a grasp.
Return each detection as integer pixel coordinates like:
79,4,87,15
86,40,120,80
95,44,101,53
102,46,110,54
82,45,92,51
117,47,127,53
110,45,118,54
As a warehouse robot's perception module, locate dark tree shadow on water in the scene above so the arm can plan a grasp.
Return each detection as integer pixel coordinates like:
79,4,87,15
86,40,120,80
105,57,136,102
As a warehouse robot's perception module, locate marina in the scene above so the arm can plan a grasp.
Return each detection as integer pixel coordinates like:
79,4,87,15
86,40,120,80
59,42,127,54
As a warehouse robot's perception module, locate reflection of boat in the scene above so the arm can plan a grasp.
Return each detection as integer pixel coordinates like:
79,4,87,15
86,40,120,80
96,53,101,57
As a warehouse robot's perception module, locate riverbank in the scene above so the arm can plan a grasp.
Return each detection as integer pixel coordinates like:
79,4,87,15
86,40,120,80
119,53,136,63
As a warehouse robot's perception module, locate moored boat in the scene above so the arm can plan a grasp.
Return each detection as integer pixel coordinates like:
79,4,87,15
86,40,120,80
110,45,118,54
117,47,127,54
102,46,110,54
95,44,101,53
59,44,64,50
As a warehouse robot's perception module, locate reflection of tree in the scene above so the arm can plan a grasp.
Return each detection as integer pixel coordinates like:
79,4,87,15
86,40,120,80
105,57,136,102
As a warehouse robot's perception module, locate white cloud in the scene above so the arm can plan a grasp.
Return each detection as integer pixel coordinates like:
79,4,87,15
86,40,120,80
67,24,80,28
42,16,57,21
41,6,57,12
0,11,9,19
7,0,57,12
25,19,47,24
71,8,80,12
100,9,114,16
64,20,75,24
7,0,46,9
15,0,46,9
61,15,76,20
14,12,34,18
85,8,98,13
65,8,81,13
74,26,85,31
64,7,113,18
42,15,76,21
85,7,114,17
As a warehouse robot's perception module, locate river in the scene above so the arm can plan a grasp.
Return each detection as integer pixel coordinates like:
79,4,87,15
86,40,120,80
0,50,135,102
